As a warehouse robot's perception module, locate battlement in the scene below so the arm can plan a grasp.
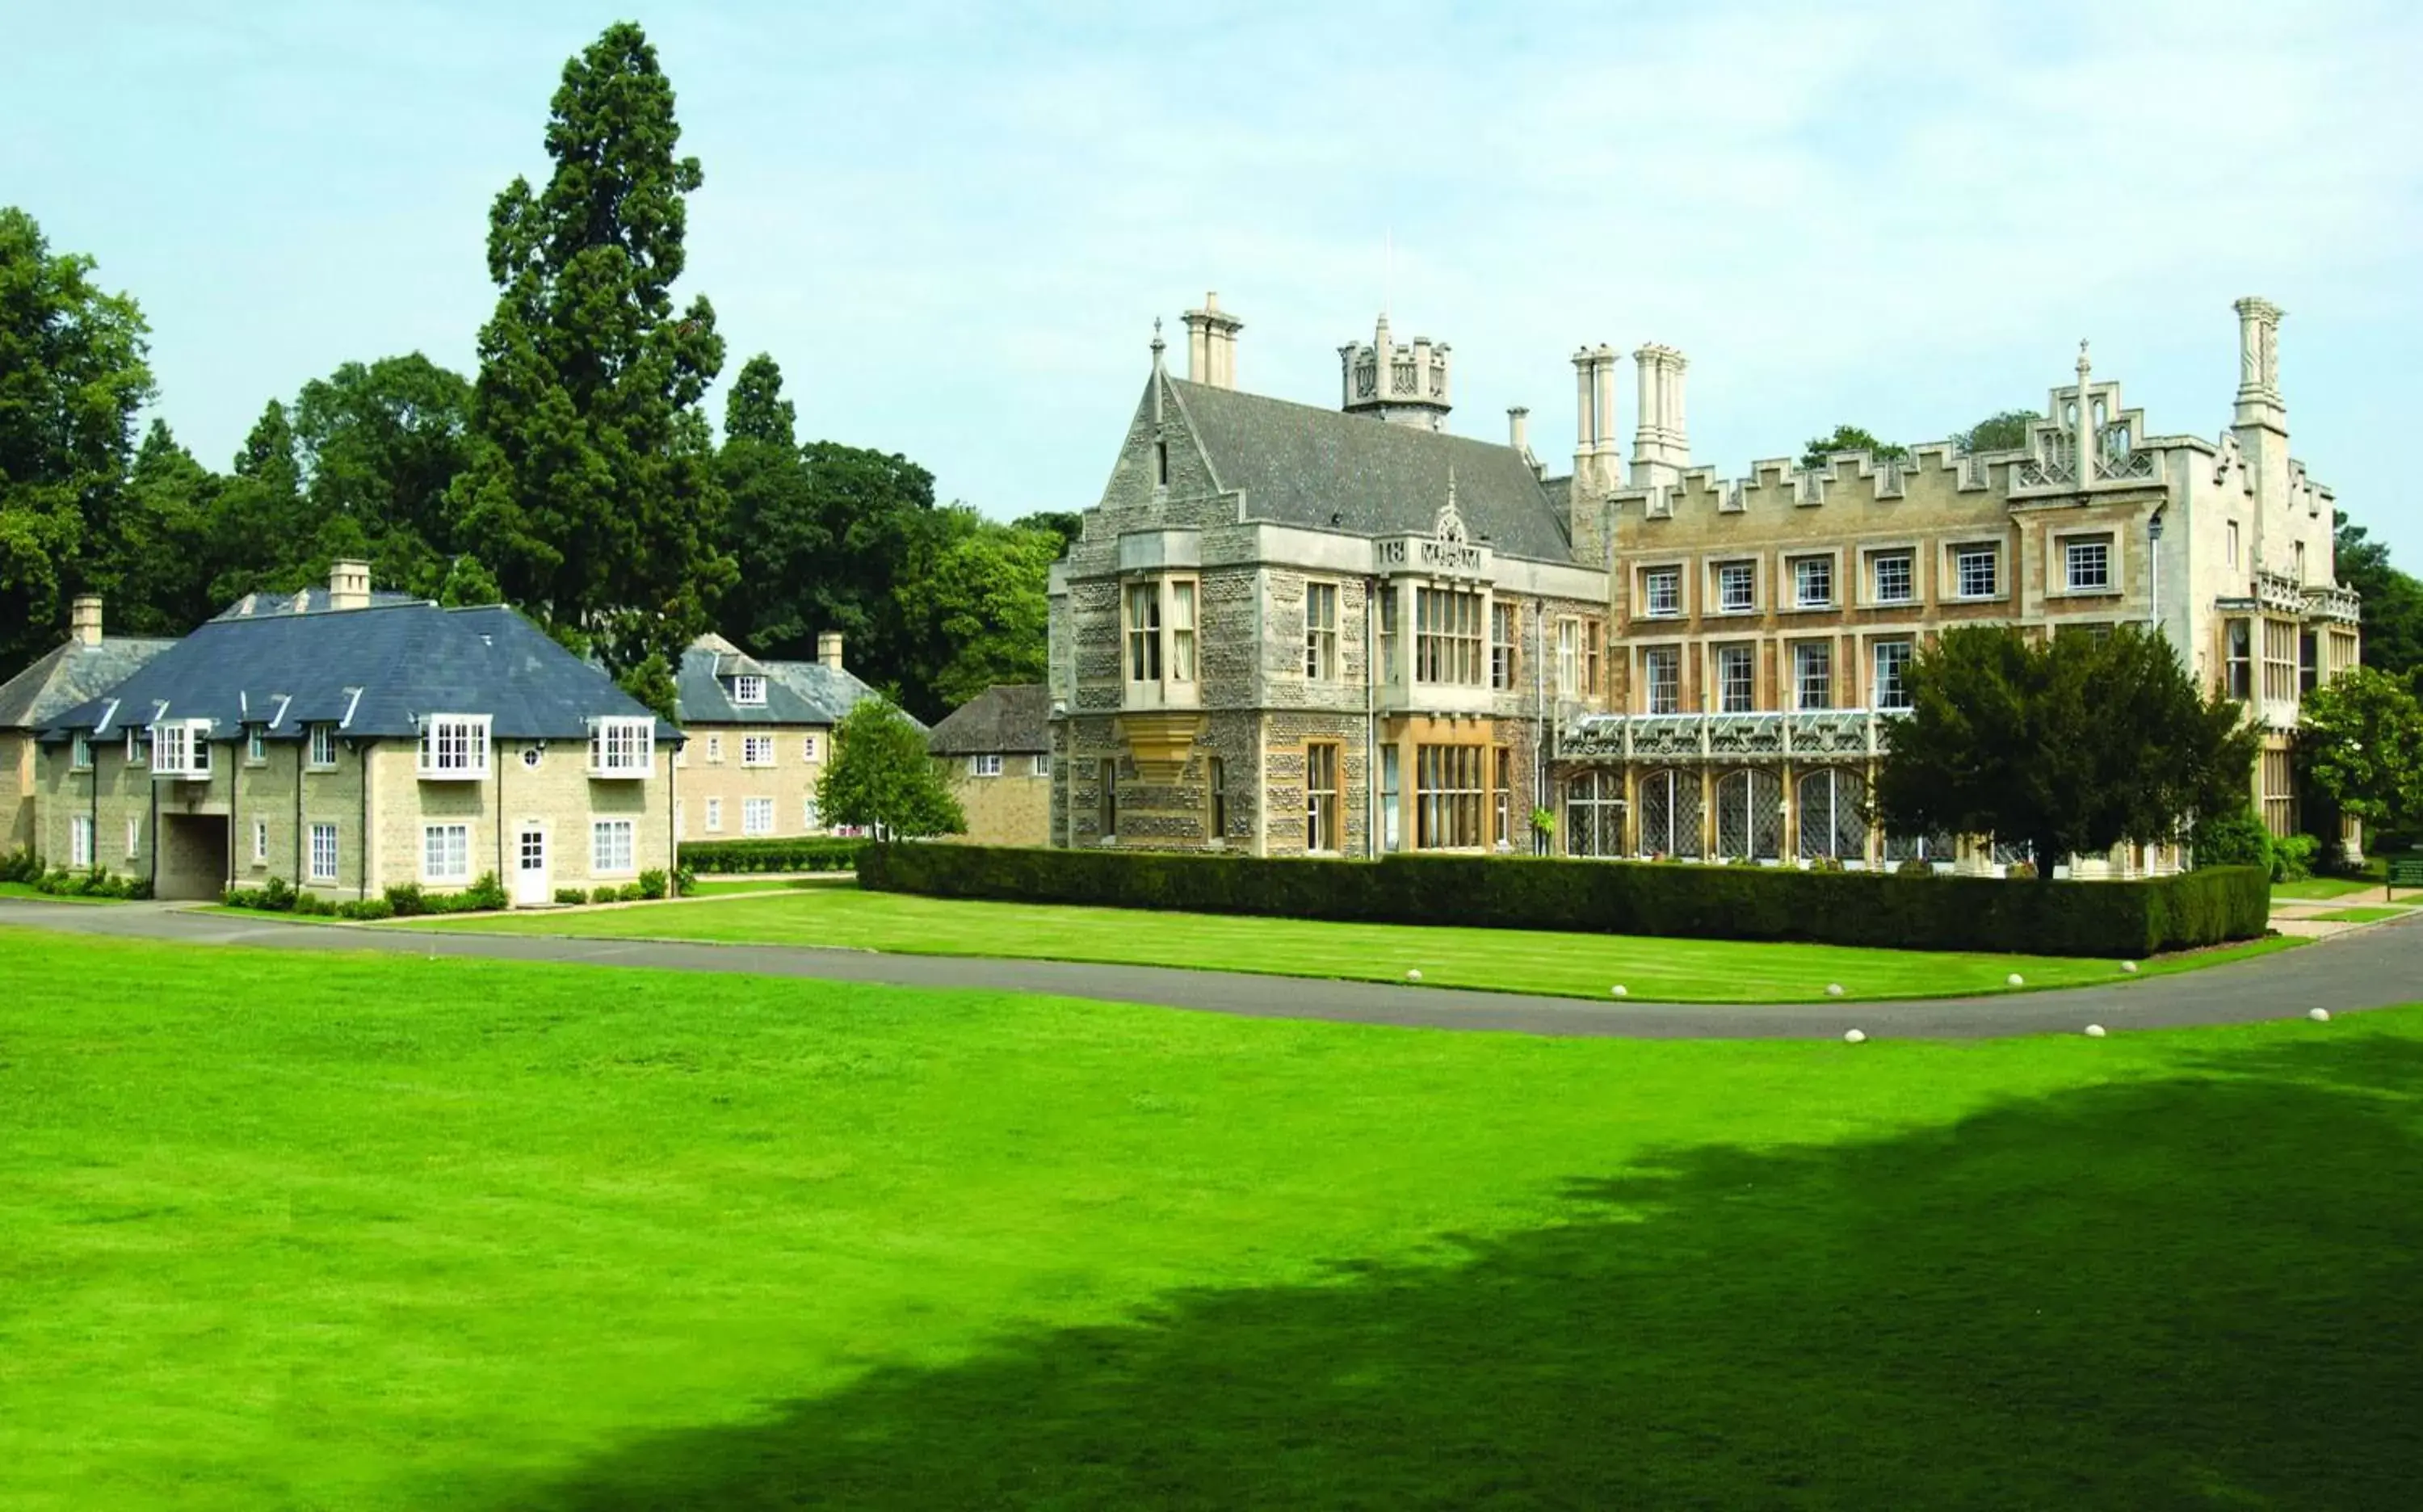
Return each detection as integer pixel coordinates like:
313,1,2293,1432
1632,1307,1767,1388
1339,313,1451,431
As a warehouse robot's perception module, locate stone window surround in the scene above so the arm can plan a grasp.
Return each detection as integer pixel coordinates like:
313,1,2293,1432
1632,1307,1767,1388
1946,540,2005,603
969,754,1004,778
422,822,469,884
1783,549,1844,612
1708,558,1759,615
592,817,637,876
1304,579,1341,682
1709,640,1757,715
1868,634,1917,711
1860,541,1921,607
1121,574,1199,708
2051,525,2121,598
1634,559,1687,620
309,822,341,883
741,733,776,768
1636,638,1687,716
1790,636,1835,711
742,796,775,836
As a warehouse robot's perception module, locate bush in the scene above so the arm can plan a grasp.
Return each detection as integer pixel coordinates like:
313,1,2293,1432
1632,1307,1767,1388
638,867,669,900
2270,833,2320,883
674,863,698,897
40,867,151,900
676,837,864,875
1895,858,1933,877
384,882,426,917
858,844,2270,958
2191,807,2272,870
337,898,395,921
556,887,589,905
0,846,40,884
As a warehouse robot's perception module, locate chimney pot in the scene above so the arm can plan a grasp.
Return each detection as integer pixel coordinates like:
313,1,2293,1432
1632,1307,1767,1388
817,632,845,670
70,594,103,647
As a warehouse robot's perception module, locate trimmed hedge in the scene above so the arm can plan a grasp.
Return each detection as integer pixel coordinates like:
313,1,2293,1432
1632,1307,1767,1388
677,837,865,874
858,844,2270,959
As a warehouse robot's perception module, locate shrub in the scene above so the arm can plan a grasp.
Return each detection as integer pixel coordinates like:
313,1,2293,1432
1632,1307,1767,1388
384,882,426,918
1896,857,1933,877
556,887,589,905
292,892,334,917
2270,833,2320,883
676,837,865,875
461,872,508,911
337,898,395,921
674,863,698,897
638,867,669,900
2191,806,2272,870
857,843,2270,958
0,846,40,884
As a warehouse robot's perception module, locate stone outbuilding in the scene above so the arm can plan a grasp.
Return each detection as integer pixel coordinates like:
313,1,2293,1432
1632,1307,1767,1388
926,683,1051,847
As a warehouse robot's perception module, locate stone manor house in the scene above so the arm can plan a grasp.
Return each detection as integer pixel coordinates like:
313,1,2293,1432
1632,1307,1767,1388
1045,294,2358,872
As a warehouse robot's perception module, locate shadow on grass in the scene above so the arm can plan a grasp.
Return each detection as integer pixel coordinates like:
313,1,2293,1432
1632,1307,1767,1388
509,1035,2423,1510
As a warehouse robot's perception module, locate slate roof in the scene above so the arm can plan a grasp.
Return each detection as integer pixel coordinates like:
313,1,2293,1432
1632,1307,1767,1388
926,683,1048,756
0,636,178,730
1165,377,1574,563
39,600,670,741
213,586,426,620
674,635,904,729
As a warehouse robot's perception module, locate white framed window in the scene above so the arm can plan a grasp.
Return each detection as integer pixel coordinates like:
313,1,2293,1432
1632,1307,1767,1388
124,728,145,763
1414,586,1485,685
309,724,337,767
1031,752,1052,778
310,822,340,883
70,733,90,771
150,720,211,779
801,733,820,762
705,796,724,832
125,817,140,856
1715,561,1757,614
2064,536,2113,592
1556,618,1580,698
1643,647,1682,716
1124,582,1163,682
732,674,766,706
1305,742,1341,851
741,734,775,767
1870,552,1914,605
1304,582,1338,681
592,817,636,875
1791,556,1834,608
802,795,821,830
1169,579,1197,683
70,815,93,868
1490,602,1517,690
706,734,723,763
252,819,268,864
1640,566,1682,618
1715,645,1756,714
246,727,266,762
970,754,1004,778
1954,546,1999,599
1873,640,1914,711
417,715,490,779
588,716,656,777
742,796,775,836
422,822,469,883
1795,641,1833,711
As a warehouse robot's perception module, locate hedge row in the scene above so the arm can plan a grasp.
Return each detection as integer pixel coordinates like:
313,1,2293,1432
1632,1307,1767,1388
858,844,2270,958
676,837,866,873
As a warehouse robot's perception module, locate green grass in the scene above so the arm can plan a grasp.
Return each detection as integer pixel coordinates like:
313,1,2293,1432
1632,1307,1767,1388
1,926,2416,1509
411,884,2284,1003
0,880,132,904
2312,905,2413,924
2271,876,2379,901
682,876,834,897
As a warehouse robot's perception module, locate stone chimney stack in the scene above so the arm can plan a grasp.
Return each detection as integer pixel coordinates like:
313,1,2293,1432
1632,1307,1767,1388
2232,296,2286,435
1630,344,1691,485
328,559,372,611
70,594,103,647
1181,292,1244,390
1508,405,1531,455
817,632,845,670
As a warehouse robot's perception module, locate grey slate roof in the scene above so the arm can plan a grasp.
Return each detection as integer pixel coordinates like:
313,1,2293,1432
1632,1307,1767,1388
1166,377,1574,563
213,586,426,620
0,636,178,730
40,601,670,741
926,683,1048,756
673,635,905,729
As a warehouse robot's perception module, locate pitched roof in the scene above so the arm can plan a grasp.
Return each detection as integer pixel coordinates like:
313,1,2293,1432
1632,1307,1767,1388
213,586,426,620
672,636,905,729
1165,377,1573,562
0,636,178,731
926,683,1049,755
39,601,668,741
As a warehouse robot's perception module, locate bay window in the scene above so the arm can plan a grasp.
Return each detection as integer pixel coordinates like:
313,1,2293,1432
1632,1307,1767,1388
1123,577,1199,703
1414,745,1485,850
590,716,657,777
1413,586,1484,685
417,714,490,779
150,720,212,779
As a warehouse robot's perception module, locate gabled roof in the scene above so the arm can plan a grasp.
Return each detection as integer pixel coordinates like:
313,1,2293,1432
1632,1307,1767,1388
0,636,178,731
1165,376,1573,563
40,601,669,741
926,683,1048,755
672,634,903,729
766,658,909,729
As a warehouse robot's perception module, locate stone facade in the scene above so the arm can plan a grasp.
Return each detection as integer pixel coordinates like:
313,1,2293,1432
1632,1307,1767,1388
674,725,829,842
939,754,1052,847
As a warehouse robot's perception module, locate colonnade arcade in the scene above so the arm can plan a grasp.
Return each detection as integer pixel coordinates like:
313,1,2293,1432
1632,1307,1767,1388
1559,762,1960,867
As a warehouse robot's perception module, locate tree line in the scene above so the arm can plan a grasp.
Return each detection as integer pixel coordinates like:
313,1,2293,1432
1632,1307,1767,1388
0,23,1064,724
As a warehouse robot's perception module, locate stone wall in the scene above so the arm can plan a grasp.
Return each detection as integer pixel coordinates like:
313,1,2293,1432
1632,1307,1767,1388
674,722,829,840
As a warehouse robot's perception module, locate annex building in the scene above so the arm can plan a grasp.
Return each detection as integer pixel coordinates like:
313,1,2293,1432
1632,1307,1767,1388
1046,295,2358,872
672,632,888,842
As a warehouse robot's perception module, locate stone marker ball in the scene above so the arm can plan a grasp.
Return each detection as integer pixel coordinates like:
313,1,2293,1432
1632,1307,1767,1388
1843,1028,1867,1044
2120,961,2139,974
1405,968,1423,983
2006,972,2026,988
1825,983,1845,998
2309,1006,2332,1023
1610,985,1628,998
2084,1023,2107,1038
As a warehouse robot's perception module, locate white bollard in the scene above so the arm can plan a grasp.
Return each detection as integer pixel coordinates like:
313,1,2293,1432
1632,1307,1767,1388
2006,972,2026,988
1843,1028,1867,1044
1406,968,1423,983
2084,1024,2107,1038
1610,985,1628,998
2309,1006,2332,1023
1825,983,1845,998
2120,961,2139,974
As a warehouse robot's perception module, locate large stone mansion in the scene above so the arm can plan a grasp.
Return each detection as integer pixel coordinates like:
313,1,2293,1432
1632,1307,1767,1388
1044,294,2358,872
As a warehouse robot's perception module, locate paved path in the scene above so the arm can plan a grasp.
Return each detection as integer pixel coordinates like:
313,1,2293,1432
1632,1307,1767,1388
2,899,2417,1042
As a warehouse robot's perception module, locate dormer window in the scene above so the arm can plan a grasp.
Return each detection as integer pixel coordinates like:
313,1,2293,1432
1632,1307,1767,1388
150,720,212,780
417,714,491,779
732,674,766,706
588,716,656,778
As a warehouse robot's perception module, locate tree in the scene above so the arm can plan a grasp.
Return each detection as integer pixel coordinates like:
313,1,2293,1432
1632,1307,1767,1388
2297,666,2423,845
2333,510,2423,681
290,353,476,598
1954,410,2037,455
1013,510,1083,559
451,21,733,716
1875,624,2258,872
1799,425,1907,471
102,421,218,635
895,509,1059,716
202,400,314,603
0,206,153,678
816,695,964,841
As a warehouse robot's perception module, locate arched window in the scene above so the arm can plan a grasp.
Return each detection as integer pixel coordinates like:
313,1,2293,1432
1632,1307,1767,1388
1883,830,1955,866
1565,771,1624,859
1636,768,1703,859
1715,769,1783,860
1795,767,1869,862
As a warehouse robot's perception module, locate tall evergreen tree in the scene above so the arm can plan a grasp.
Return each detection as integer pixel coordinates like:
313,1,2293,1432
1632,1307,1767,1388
204,400,313,604
105,421,218,635
291,353,476,598
451,21,733,716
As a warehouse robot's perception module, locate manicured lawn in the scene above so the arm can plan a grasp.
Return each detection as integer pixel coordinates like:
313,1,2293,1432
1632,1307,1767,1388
2272,876,2379,901
2312,905,2413,924
0,880,131,904
683,876,837,897
412,884,2285,1003
1,927,2416,1509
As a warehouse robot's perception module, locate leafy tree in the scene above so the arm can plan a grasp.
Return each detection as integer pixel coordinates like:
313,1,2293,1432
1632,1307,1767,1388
2333,510,2423,680
896,509,1059,716
722,352,796,447
290,353,475,598
0,206,153,678
815,695,964,841
1799,425,1907,471
202,400,317,603
1875,624,2258,872
451,20,733,716
1013,510,1083,559
1953,410,2037,455
101,421,219,635
2297,666,2423,845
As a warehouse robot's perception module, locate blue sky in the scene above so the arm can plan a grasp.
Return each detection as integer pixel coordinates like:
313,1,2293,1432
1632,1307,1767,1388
7,0,2419,565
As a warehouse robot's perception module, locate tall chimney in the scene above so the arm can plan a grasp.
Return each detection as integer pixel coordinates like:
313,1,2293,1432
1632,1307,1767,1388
70,594,103,647
817,632,845,670
1181,292,1244,390
328,559,372,611
1508,406,1531,454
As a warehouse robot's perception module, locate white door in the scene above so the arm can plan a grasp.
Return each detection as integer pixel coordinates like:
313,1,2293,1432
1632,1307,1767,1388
514,825,548,905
